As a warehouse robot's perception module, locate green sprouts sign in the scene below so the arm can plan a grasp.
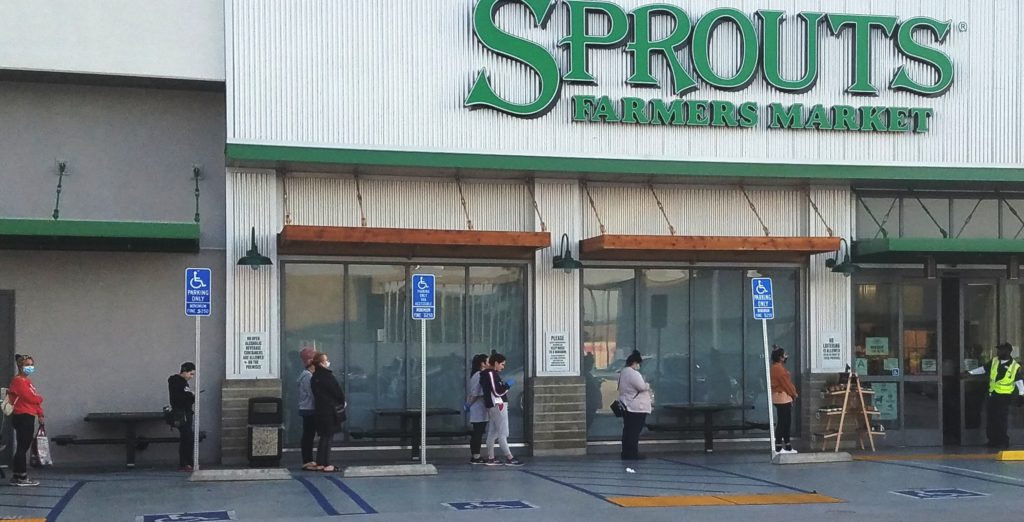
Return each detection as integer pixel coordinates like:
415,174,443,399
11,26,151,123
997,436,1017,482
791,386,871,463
465,0,955,133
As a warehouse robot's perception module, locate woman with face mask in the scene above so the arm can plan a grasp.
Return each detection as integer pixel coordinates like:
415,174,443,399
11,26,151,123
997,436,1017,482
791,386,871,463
310,352,346,472
8,354,44,486
618,350,652,460
770,345,799,454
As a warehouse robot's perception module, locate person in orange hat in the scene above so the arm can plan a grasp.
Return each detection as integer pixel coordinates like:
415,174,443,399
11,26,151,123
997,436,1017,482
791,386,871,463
297,347,319,470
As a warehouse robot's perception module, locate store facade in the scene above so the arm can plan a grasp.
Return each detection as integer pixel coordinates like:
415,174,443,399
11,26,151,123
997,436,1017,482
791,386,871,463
222,0,1024,459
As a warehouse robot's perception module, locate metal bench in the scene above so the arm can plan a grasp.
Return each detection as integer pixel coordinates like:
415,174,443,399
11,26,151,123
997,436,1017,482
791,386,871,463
53,431,207,467
348,429,473,460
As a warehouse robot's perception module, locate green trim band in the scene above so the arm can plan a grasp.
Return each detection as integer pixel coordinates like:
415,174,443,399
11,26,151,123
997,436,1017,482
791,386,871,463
0,219,200,253
226,143,1024,183
853,237,1024,263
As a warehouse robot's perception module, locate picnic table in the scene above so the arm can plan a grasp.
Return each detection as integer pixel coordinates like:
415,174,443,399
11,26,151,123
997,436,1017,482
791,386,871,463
656,403,757,453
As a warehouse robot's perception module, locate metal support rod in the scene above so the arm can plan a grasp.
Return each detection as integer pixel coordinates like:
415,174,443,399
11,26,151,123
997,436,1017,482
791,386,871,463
806,188,834,237
582,181,607,234
193,316,201,471
649,184,677,235
455,177,474,230
525,180,548,232
193,166,202,224
354,175,367,227
52,161,67,220
420,319,427,464
282,176,293,226
739,185,771,237
762,319,776,460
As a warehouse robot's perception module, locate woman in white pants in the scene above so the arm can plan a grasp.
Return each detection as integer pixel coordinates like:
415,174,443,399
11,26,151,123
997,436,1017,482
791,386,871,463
481,352,523,466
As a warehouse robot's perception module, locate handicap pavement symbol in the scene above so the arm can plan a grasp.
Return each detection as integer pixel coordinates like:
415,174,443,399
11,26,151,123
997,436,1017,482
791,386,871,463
891,488,987,500
137,510,235,522
443,500,536,511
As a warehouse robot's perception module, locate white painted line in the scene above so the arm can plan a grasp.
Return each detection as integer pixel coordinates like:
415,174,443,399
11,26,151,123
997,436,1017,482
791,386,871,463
936,465,1024,483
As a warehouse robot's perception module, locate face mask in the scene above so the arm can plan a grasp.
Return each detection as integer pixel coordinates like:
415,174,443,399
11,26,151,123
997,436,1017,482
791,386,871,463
23,366,35,375
324,361,331,368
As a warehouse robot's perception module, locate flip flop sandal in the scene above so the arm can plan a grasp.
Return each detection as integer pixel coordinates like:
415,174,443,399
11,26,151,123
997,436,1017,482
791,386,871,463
320,465,341,472
302,464,322,471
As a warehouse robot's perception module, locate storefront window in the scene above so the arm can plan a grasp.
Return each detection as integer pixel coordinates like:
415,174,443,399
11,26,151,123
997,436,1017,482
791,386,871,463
282,262,527,446
281,264,345,444
583,267,800,440
904,382,939,430
853,282,896,376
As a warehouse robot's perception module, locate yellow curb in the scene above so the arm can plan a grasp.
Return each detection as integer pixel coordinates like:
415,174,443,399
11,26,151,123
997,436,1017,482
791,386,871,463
607,492,843,508
854,454,994,462
996,450,1024,461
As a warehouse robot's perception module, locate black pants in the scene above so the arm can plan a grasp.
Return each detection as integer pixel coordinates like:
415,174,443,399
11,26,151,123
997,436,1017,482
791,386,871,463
316,429,335,467
621,411,647,459
774,403,792,448
987,393,1011,448
11,414,35,478
470,421,488,456
301,414,317,464
177,414,194,467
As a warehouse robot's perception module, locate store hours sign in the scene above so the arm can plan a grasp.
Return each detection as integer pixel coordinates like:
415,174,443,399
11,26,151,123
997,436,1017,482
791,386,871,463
467,1,954,133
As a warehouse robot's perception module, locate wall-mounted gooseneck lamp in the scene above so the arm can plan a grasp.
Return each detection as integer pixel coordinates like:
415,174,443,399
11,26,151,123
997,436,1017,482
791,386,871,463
824,237,860,277
236,227,273,270
552,233,583,273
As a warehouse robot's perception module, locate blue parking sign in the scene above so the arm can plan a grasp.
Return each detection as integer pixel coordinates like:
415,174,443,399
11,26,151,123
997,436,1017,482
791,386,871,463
185,268,212,317
751,277,774,320
411,274,435,320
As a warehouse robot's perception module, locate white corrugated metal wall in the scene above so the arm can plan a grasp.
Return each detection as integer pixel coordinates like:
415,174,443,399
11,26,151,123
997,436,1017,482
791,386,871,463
227,0,1020,168
227,169,280,379
808,186,852,373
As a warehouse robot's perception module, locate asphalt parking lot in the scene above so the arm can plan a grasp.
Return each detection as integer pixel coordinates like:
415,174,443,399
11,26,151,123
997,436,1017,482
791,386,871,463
2,449,1023,521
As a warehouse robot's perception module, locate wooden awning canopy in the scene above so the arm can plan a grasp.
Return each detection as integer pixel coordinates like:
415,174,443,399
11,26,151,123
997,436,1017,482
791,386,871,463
579,234,841,263
278,225,550,259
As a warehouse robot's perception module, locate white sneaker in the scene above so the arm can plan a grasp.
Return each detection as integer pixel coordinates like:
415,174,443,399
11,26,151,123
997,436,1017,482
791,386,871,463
782,448,799,454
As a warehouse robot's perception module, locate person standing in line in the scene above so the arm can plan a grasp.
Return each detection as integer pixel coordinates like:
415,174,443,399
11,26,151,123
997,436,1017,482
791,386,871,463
466,353,490,464
168,362,196,471
8,354,43,486
297,347,319,471
481,352,522,466
618,350,652,461
965,342,1024,449
310,352,346,472
770,345,799,454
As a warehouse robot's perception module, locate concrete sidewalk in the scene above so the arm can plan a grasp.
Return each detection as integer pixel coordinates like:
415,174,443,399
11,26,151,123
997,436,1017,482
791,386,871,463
4,448,1023,521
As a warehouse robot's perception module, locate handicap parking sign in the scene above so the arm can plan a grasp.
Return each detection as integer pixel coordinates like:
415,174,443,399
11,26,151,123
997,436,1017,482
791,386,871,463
411,274,435,320
444,500,536,511
185,268,212,317
751,277,774,320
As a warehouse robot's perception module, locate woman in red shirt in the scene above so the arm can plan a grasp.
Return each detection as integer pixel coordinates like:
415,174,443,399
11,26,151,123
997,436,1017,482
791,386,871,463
8,354,44,486
770,346,798,454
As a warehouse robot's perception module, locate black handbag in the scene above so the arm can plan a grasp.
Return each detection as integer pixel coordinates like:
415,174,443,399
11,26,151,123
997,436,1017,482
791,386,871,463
610,400,626,418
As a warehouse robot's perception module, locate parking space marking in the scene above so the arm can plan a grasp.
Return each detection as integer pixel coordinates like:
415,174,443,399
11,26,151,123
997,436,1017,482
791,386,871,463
47,480,86,522
865,460,1024,489
608,492,843,508
936,465,1024,483
656,458,814,494
324,476,377,514
855,454,993,462
295,477,340,516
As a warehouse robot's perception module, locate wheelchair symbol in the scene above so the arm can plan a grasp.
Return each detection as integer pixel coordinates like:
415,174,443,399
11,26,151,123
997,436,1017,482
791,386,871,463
190,271,208,290
755,281,768,295
416,277,429,290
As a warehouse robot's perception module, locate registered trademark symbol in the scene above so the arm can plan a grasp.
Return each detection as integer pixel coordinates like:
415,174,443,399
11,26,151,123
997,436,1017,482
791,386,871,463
958,21,968,32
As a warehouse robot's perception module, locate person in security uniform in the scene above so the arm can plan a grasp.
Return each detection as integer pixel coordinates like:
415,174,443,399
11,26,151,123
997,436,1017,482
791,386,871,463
965,343,1024,449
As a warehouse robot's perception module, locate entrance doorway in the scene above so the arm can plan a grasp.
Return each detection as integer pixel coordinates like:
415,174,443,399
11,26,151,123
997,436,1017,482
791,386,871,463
0,291,13,466
941,278,1000,446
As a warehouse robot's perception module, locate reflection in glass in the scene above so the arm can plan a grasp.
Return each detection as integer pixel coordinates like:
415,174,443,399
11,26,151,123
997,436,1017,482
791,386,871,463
468,267,525,436
854,283,897,376
582,269,635,438
282,264,345,444
904,382,939,430
902,282,938,376
963,283,998,430
639,270,690,414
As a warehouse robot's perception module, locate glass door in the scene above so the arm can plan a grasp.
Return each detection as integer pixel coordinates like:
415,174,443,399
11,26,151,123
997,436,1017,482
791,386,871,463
960,280,999,446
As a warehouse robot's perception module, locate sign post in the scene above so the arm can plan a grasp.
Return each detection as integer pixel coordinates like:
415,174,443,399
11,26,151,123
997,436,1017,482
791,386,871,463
185,268,211,471
411,274,435,464
751,277,776,460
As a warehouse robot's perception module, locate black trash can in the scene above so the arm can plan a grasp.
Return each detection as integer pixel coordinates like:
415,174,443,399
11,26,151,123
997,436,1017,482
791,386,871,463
247,397,283,467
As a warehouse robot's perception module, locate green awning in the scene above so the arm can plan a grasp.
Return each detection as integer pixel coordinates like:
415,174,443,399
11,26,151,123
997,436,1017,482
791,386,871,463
853,238,1024,264
0,219,200,253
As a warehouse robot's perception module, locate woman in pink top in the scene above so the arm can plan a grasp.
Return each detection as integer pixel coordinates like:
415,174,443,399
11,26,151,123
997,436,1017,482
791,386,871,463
618,350,652,460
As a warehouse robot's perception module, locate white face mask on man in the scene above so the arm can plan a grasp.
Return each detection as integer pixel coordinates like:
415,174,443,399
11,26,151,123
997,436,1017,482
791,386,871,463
323,361,331,368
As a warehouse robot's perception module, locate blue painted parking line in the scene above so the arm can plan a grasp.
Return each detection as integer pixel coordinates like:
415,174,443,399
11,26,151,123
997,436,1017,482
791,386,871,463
519,469,617,504
49,481,87,522
0,502,53,509
295,477,340,516
324,476,377,515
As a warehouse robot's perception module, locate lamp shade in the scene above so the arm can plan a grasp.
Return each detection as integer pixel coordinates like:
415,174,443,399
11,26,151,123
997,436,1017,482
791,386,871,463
237,227,273,270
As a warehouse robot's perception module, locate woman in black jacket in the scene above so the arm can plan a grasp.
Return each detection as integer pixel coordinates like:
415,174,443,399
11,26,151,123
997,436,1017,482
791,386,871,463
310,352,346,472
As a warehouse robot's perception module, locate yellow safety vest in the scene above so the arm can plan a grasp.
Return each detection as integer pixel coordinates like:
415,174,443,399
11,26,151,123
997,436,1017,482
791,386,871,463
989,359,1021,395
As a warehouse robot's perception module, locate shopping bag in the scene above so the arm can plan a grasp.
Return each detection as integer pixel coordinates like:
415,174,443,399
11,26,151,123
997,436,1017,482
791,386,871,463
31,425,52,467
